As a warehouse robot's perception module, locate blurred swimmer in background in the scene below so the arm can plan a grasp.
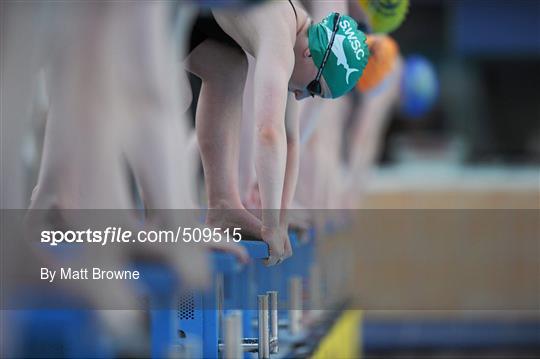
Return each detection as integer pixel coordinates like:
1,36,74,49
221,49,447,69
2,1,247,353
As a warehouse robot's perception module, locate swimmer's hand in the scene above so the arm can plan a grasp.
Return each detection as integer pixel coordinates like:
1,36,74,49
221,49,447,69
261,225,285,266
281,224,293,259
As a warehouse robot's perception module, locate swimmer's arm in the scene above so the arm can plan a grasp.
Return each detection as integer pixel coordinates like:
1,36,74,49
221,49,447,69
281,95,301,225
253,45,295,229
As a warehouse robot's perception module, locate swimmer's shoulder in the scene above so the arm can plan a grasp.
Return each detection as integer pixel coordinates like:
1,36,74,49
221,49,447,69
213,1,300,57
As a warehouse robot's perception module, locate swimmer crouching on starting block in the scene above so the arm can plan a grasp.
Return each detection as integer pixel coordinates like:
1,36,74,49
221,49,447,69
184,0,369,265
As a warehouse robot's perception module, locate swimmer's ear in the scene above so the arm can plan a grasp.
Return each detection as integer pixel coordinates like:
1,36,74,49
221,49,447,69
303,48,311,58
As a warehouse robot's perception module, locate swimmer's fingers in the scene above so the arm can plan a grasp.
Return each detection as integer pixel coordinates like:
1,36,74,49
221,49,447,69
261,226,285,266
283,229,293,259
265,254,280,267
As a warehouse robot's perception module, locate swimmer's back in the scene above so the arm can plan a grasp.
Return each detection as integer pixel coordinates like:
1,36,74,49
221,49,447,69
212,0,304,57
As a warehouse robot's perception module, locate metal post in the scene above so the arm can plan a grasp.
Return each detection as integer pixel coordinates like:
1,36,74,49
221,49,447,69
223,311,243,359
258,294,270,358
267,291,278,353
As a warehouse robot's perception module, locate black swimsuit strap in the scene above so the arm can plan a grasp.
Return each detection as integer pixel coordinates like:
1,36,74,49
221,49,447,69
288,0,298,22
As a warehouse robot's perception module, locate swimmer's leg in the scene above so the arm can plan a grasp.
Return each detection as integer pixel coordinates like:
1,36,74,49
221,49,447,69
186,40,262,238
238,55,258,206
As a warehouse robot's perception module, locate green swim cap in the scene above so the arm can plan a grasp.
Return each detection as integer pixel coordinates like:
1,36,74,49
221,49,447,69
308,13,370,98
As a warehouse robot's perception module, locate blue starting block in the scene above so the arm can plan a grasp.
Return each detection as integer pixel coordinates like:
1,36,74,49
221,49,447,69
8,228,316,359
175,244,269,359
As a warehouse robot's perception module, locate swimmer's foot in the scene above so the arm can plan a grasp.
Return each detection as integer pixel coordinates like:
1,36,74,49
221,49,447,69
206,201,262,239
203,240,249,264
281,226,293,259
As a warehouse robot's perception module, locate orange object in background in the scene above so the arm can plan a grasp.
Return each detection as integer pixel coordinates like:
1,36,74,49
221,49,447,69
357,35,399,92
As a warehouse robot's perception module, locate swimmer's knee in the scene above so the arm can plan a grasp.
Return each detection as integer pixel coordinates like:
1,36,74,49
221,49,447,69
203,54,246,88
188,41,247,85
